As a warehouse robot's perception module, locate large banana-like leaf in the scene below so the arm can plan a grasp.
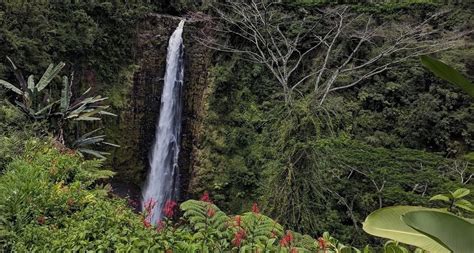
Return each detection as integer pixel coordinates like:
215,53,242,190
98,110,117,117
0,80,23,95
75,116,102,121
14,100,35,116
66,103,87,119
69,87,92,108
76,128,102,139
72,129,105,147
6,56,27,91
60,75,71,112
75,106,112,121
27,75,35,91
77,148,109,159
402,210,474,253
74,136,106,147
72,129,118,159
36,62,65,92
81,95,108,105
420,55,474,98
362,206,450,253
34,99,59,117
103,142,120,147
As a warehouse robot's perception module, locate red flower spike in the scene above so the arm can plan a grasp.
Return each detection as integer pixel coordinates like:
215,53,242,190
318,237,326,250
279,237,289,247
143,198,157,226
232,228,246,247
200,191,212,203
144,198,157,213
143,219,151,228
163,200,177,218
279,231,293,247
207,206,216,217
156,219,166,232
287,231,293,242
234,215,242,227
251,202,260,214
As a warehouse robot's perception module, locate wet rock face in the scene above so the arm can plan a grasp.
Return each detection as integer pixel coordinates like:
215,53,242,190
107,13,213,198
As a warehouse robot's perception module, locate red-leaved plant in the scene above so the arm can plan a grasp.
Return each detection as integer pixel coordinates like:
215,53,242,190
163,200,177,218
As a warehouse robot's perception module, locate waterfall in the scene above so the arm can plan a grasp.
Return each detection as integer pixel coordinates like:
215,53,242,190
142,20,185,224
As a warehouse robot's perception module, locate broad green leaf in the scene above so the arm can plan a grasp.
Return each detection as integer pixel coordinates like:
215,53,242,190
34,100,59,116
452,188,470,199
60,75,70,112
76,128,103,139
75,116,101,121
103,142,120,147
0,80,22,95
73,136,106,147
429,194,450,202
454,199,474,212
36,62,65,91
363,206,449,253
27,75,35,90
420,55,474,97
78,148,109,159
99,110,117,117
402,210,474,253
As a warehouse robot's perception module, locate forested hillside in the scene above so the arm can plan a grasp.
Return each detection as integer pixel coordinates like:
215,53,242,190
0,1,473,252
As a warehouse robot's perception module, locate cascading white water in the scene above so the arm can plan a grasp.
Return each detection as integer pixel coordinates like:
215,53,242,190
142,20,185,223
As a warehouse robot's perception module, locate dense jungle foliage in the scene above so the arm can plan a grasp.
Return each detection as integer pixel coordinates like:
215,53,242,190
0,0,473,252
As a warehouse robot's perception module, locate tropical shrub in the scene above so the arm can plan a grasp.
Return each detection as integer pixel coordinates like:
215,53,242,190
0,101,41,169
0,59,117,158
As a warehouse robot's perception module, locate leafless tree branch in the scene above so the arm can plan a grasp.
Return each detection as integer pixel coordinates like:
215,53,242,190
198,1,469,107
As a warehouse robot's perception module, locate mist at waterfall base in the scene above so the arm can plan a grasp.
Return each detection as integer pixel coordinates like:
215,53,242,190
142,20,185,224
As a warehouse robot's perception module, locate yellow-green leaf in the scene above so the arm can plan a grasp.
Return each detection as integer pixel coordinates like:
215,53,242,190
363,206,449,253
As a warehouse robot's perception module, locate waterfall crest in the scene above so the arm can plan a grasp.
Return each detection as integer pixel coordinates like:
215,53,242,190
142,20,185,223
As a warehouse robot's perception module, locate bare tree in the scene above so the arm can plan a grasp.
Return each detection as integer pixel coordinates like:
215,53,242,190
200,0,322,104
447,160,473,185
199,0,469,106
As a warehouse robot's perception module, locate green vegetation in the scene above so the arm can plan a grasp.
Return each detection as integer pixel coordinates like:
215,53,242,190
363,189,474,253
421,55,474,98
0,0,473,251
194,53,471,245
0,133,446,251
0,59,117,158
1,133,469,251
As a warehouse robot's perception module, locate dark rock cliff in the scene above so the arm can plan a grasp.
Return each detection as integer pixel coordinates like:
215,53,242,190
105,13,213,200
